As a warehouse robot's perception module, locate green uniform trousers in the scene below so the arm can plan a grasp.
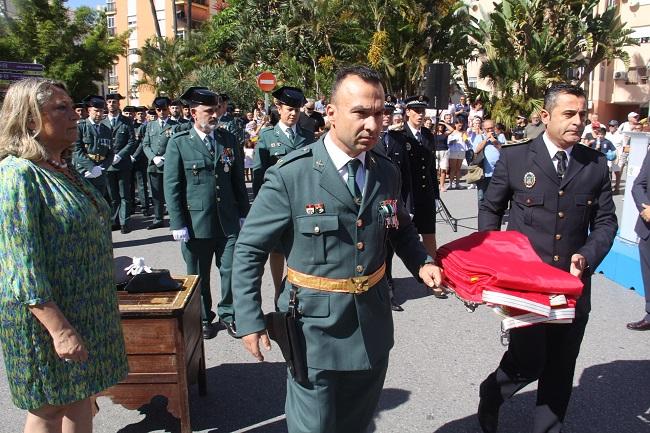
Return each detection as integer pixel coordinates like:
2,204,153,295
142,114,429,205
285,356,389,433
106,170,132,226
181,235,236,324
148,172,165,222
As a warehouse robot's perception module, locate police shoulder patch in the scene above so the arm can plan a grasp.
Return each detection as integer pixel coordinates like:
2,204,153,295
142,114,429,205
503,138,533,147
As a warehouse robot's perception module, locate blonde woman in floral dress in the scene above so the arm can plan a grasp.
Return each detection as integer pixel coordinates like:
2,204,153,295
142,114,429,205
0,78,127,433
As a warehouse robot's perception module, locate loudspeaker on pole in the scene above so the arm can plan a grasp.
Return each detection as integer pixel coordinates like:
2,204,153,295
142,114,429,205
423,63,451,110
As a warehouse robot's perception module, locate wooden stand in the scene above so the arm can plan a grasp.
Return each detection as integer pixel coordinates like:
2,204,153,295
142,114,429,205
101,275,205,433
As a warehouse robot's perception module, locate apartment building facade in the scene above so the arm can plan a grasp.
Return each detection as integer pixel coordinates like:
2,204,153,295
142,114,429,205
104,0,214,106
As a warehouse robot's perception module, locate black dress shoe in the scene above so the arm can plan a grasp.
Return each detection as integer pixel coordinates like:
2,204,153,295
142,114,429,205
220,319,239,338
390,298,404,312
147,220,164,230
626,318,650,331
142,208,152,216
202,323,218,340
111,223,121,231
477,398,499,433
120,225,131,234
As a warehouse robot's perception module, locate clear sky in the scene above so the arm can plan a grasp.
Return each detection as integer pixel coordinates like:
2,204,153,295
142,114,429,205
66,0,105,9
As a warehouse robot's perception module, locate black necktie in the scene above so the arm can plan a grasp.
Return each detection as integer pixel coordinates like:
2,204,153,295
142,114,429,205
346,159,362,201
555,151,567,178
415,131,422,143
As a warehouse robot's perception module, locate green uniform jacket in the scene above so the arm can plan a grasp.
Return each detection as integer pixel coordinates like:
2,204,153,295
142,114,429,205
252,124,316,196
72,118,115,175
233,139,430,371
163,127,250,239
103,114,136,172
142,119,178,174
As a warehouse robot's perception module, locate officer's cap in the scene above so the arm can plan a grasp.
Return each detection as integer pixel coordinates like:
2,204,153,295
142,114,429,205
82,95,106,109
122,106,136,113
152,96,172,109
180,87,221,106
146,108,157,115
404,95,429,109
272,86,306,108
73,102,86,109
384,101,396,111
105,93,124,101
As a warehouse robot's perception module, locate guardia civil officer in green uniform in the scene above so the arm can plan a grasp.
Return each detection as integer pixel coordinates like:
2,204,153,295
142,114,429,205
130,106,151,216
164,87,249,340
104,93,136,233
232,66,443,433
73,95,114,196
142,96,178,229
169,99,190,124
253,86,317,298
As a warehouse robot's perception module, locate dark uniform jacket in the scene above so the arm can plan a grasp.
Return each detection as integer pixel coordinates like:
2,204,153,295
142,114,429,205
400,124,439,205
380,129,412,204
233,139,430,371
252,123,316,196
142,118,178,174
163,127,249,239
632,152,650,240
479,136,618,317
73,118,115,175
103,114,136,172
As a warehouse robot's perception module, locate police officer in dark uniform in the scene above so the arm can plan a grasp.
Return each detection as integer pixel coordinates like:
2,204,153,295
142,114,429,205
164,87,249,339
400,95,444,297
477,83,617,433
142,96,178,229
130,106,151,216
252,86,317,298
380,97,413,310
104,93,137,233
73,95,114,195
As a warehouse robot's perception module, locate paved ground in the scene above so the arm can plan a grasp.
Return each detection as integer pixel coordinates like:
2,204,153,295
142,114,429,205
1,180,649,433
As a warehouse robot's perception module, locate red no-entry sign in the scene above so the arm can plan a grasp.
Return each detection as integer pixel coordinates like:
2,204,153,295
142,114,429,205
256,71,276,92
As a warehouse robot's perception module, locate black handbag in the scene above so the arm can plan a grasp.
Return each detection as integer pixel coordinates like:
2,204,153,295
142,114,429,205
264,288,309,386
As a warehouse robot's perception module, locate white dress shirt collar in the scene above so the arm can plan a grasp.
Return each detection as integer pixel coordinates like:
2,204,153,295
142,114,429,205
407,122,421,140
278,121,297,139
543,132,573,164
193,126,214,142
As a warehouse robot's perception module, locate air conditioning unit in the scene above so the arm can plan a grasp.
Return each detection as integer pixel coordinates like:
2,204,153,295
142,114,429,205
614,71,628,80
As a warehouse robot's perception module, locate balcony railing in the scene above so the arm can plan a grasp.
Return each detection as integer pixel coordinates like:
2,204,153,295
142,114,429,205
105,2,116,13
108,27,116,37
108,76,118,87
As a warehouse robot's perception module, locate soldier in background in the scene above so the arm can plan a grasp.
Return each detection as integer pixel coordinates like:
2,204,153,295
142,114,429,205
169,99,190,124
131,106,151,216
74,102,88,122
252,86,316,300
142,96,178,230
104,93,136,234
73,95,114,196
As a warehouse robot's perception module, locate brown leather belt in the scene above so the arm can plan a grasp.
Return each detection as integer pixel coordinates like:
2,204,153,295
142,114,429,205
286,263,386,294
87,153,106,163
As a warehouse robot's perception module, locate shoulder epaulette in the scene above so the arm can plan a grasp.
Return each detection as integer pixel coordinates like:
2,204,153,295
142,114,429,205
277,145,313,166
503,138,533,147
172,129,191,138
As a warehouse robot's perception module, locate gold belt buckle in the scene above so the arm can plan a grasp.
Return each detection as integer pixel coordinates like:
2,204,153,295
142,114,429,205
349,276,369,294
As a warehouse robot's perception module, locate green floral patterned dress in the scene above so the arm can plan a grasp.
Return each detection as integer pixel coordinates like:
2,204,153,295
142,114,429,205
0,156,128,410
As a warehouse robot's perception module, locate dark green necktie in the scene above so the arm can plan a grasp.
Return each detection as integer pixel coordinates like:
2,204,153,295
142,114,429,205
347,159,362,201
205,135,215,156
286,127,295,143
110,117,116,128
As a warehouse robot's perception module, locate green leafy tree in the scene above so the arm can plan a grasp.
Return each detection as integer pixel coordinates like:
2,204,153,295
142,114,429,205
0,0,127,100
478,0,636,127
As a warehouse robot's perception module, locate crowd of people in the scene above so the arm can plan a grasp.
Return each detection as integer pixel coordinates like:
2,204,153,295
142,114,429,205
0,69,647,433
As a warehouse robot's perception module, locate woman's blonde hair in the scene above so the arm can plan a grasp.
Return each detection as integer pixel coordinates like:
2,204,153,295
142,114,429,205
0,77,69,162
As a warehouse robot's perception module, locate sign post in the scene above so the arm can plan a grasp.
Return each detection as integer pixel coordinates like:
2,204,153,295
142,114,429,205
256,71,276,112
0,61,45,97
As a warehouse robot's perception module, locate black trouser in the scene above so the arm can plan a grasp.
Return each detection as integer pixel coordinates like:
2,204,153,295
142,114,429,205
639,236,650,321
148,172,165,221
106,170,132,226
131,158,150,211
480,316,588,433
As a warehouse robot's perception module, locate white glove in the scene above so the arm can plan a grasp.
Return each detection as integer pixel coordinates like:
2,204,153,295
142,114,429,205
153,156,165,167
172,227,190,242
239,218,246,228
84,165,103,178
130,155,136,162
112,154,122,165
